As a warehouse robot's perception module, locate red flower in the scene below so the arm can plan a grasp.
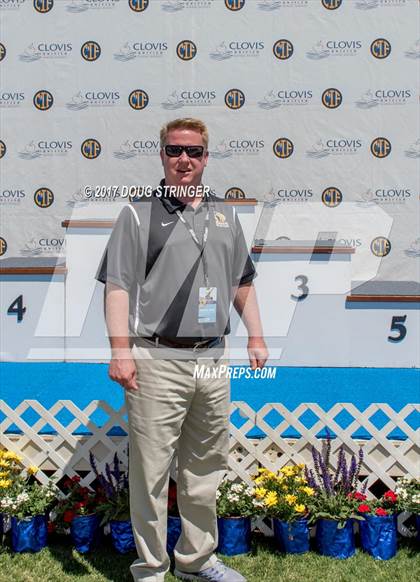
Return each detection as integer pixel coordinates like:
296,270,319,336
47,521,56,534
358,504,371,513
74,501,86,510
375,508,389,516
63,510,75,523
71,475,81,483
350,492,367,501
383,490,397,503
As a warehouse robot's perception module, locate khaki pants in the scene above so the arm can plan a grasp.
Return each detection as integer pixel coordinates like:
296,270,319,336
126,342,230,582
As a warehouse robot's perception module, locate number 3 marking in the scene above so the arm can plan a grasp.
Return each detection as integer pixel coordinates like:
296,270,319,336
291,275,309,301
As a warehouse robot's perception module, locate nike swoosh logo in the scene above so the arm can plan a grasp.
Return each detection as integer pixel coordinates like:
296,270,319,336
161,221,174,227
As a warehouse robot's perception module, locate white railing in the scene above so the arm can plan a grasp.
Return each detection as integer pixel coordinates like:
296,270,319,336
1,400,418,493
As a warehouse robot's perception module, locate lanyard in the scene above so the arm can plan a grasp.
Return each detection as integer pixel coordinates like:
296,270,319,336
175,202,210,286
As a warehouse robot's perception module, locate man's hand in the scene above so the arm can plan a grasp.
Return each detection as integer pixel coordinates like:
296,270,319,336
109,357,138,391
247,337,268,370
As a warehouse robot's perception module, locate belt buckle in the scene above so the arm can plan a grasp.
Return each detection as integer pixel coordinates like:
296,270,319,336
192,339,208,352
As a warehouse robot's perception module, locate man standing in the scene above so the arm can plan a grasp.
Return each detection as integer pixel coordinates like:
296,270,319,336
97,118,267,582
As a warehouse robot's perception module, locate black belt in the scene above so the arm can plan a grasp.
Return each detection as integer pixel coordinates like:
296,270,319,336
144,335,224,350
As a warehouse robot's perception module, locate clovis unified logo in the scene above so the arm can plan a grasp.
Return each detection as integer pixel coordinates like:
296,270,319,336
209,40,264,60
356,187,412,206
161,0,215,11
210,138,264,159
306,40,362,60
355,0,407,10
258,88,313,109
306,138,362,158
66,90,120,110
66,0,120,12
19,42,72,62
113,138,160,159
18,139,72,159
355,88,412,109
0,91,25,108
20,236,65,257
114,41,168,61
161,90,216,110
257,0,308,9
0,0,26,11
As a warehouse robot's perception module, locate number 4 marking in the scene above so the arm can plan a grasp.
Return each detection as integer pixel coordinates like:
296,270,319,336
388,315,407,343
7,295,26,323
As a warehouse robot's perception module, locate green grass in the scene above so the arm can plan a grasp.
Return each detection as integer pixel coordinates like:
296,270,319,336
0,534,418,582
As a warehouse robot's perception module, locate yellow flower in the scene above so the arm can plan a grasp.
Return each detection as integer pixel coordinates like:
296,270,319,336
297,463,305,470
294,504,306,513
254,487,267,499
27,465,39,475
254,476,266,485
0,471,9,478
301,486,315,496
281,466,295,477
295,477,306,484
285,494,297,505
0,460,10,468
264,492,278,508
0,479,12,488
2,451,22,461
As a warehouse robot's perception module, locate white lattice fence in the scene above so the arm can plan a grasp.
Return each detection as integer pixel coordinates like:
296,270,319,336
1,400,418,495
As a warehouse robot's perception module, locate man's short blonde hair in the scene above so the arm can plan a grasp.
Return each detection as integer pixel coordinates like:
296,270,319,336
160,118,209,150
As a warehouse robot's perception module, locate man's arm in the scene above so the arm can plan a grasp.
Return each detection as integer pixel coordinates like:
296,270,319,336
105,282,137,391
233,281,268,370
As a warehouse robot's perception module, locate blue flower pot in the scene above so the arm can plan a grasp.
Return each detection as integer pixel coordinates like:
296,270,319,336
359,514,397,560
70,514,100,553
167,515,181,556
416,515,420,542
316,518,355,559
110,519,136,554
273,518,310,554
217,517,251,556
11,515,48,553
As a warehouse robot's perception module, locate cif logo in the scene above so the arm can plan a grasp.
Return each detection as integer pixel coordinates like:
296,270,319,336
34,187,54,208
81,41,101,62
176,41,197,61
225,187,245,199
321,0,342,9
33,90,53,110
322,88,342,109
273,138,294,158
273,40,293,60
225,0,245,10
370,38,391,59
0,237,7,256
33,0,53,12
371,137,391,158
128,89,149,110
225,89,245,109
370,236,391,257
322,187,342,207
81,138,101,159
128,0,149,11
0,140,6,158
0,43,5,61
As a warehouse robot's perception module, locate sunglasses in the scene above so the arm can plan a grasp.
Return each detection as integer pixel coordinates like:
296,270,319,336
164,145,205,158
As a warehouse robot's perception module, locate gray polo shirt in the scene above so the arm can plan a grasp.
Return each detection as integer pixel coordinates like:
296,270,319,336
96,187,255,340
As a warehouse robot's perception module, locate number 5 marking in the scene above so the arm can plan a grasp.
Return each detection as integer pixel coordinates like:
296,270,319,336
291,275,309,301
388,315,407,343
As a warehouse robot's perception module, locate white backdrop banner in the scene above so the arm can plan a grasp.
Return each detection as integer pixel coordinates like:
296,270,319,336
0,0,419,286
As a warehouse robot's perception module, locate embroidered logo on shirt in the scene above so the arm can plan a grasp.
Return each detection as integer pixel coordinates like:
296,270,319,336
214,212,229,228
161,221,174,227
